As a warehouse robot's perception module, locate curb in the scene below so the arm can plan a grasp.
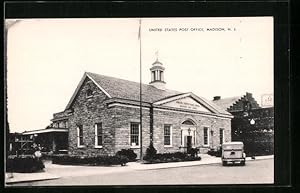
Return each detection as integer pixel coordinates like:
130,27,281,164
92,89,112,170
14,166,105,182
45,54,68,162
134,156,274,170
5,174,60,185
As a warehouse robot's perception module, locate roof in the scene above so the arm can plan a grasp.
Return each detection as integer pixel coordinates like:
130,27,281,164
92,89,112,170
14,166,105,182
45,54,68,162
22,128,68,135
212,96,243,111
86,72,182,103
65,72,231,116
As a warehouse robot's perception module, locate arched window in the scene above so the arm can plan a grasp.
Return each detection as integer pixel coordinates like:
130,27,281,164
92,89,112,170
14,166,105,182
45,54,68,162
182,120,195,125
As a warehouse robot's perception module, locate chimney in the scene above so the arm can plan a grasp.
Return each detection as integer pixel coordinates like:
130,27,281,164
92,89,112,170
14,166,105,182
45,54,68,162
213,96,221,101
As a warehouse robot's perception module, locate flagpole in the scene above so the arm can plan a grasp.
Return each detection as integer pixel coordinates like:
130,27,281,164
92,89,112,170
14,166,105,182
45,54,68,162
139,19,143,161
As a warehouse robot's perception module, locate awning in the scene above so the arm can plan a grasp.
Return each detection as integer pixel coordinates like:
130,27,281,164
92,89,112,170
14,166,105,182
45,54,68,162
22,128,68,135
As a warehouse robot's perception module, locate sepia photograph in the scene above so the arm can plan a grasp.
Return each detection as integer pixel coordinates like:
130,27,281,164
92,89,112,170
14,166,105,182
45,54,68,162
5,17,274,186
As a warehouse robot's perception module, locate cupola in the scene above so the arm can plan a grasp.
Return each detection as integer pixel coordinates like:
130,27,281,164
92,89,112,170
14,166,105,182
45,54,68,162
149,52,166,90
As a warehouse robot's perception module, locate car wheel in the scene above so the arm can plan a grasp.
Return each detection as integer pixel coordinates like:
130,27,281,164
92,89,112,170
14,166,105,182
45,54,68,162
222,161,227,166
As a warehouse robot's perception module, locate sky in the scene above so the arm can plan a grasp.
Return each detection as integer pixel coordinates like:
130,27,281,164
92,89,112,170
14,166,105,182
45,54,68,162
6,17,274,133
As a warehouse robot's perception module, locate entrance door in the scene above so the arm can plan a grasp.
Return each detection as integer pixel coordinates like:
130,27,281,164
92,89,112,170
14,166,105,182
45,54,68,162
186,136,192,153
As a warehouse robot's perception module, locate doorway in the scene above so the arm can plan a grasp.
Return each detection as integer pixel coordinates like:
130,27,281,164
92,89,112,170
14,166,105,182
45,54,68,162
181,119,197,152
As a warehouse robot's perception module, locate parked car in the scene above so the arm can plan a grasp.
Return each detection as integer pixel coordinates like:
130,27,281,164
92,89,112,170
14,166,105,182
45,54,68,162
221,141,246,166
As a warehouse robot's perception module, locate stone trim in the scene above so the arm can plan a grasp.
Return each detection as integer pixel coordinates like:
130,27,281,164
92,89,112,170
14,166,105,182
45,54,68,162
107,101,232,119
154,107,233,119
154,92,221,114
108,103,150,110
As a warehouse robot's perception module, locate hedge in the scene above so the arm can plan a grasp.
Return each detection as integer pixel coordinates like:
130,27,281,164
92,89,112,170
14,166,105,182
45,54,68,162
243,141,274,157
115,149,137,162
143,152,201,164
6,155,45,173
52,155,129,166
207,148,222,157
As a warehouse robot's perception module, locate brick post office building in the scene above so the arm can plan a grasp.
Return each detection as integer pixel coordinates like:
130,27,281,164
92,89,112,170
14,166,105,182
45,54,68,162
51,59,233,158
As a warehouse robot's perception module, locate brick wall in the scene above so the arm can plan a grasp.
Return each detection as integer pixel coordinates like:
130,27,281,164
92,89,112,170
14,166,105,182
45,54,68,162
68,77,115,156
110,105,231,157
152,109,231,153
112,106,150,158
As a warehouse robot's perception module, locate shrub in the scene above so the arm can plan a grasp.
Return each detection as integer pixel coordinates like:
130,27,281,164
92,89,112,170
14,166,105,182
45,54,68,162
6,155,45,173
244,141,274,157
143,143,157,160
189,148,200,157
116,149,137,162
144,151,201,164
207,147,222,157
52,155,128,166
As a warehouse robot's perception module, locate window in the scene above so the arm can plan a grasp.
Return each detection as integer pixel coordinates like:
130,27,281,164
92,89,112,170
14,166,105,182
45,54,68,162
164,125,172,146
95,123,103,147
151,71,155,81
182,120,195,125
157,70,161,80
180,130,183,145
130,123,140,146
77,125,84,147
219,128,224,144
203,127,209,146
86,89,93,98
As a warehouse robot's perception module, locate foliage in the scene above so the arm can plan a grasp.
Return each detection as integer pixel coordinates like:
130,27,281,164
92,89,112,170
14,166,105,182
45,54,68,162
231,107,274,156
144,143,157,160
115,149,137,162
143,151,201,164
207,147,222,157
243,141,274,157
6,155,45,173
52,155,129,166
188,147,200,158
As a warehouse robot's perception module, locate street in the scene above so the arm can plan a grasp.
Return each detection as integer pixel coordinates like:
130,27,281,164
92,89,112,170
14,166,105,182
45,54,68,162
11,159,273,186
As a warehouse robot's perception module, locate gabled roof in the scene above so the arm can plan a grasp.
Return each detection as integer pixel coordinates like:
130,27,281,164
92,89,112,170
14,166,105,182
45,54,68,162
65,72,231,117
154,92,231,115
212,92,261,112
212,96,243,111
66,72,181,109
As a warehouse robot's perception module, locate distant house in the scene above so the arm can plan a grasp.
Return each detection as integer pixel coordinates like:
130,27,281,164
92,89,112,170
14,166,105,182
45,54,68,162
212,93,274,156
8,132,33,155
50,59,233,158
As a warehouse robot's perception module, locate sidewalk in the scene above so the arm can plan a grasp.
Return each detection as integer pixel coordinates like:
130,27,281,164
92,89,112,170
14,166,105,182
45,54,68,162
5,172,59,184
5,154,273,185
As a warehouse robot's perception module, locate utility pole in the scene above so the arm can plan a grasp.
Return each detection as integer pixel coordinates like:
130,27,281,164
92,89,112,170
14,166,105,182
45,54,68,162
138,19,143,160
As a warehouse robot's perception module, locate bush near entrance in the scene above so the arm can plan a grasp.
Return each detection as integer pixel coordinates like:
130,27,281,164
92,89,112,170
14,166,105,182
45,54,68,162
52,155,129,166
6,155,45,173
143,145,201,164
143,152,201,164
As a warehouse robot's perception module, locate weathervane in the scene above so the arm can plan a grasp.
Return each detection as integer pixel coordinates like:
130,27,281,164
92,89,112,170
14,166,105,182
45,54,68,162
155,51,159,61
